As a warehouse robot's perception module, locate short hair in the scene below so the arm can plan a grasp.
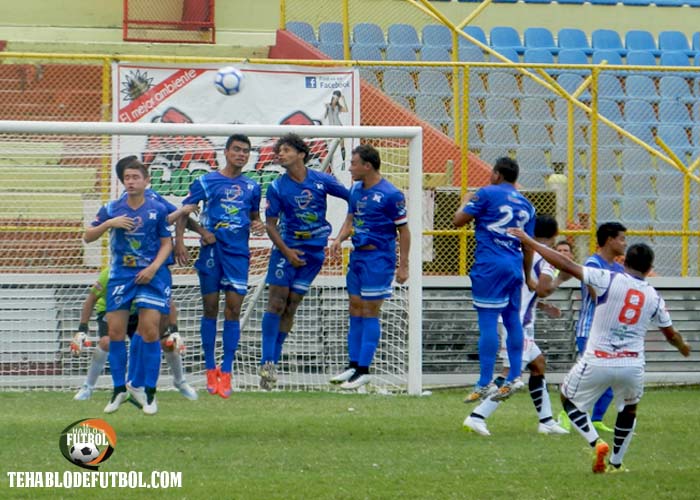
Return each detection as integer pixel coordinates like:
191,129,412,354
352,144,381,170
596,222,627,247
624,243,654,274
555,239,572,251
274,133,310,163
115,155,145,183
534,214,558,239
493,157,519,183
225,134,251,150
332,90,341,97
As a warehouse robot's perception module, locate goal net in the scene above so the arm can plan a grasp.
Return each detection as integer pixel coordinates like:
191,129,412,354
0,121,423,395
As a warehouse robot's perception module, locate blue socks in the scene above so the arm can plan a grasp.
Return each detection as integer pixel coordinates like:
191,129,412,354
348,316,363,364
261,312,281,364
592,387,614,421
358,317,381,367
221,320,240,374
501,306,524,381
127,333,143,385
274,332,288,363
141,339,162,389
108,339,127,387
475,308,500,387
200,316,217,370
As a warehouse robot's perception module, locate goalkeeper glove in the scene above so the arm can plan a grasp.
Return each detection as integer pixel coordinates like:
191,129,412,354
164,331,186,354
70,324,93,356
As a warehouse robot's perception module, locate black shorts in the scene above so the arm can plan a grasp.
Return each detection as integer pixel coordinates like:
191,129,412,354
97,312,138,339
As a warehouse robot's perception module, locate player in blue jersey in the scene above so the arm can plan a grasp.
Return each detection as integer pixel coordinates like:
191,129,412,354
453,157,536,402
329,144,410,390
259,133,349,390
558,222,627,432
176,134,263,399
84,158,173,415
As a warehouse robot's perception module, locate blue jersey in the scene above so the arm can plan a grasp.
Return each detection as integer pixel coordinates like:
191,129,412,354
576,254,625,339
349,179,407,254
265,168,349,248
91,196,171,278
463,183,536,275
183,171,261,256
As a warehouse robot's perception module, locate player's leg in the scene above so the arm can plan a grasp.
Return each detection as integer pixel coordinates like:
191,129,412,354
218,290,244,398
608,366,643,471
528,353,568,434
330,283,363,384
160,303,197,400
591,388,615,432
197,245,223,394
104,309,130,413
74,314,109,401
261,248,293,377
340,298,383,390
464,396,501,436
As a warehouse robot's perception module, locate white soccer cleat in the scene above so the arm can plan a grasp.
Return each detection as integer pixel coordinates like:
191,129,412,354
73,385,93,401
464,416,491,436
340,373,371,390
538,420,570,435
164,332,186,353
330,367,356,385
174,381,198,401
143,388,158,415
103,389,128,414
70,332,92,356
126,382,147,408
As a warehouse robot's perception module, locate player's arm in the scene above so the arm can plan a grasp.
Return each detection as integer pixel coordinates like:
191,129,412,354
396,223,410,284
78,290,99,332
508,228,583,281
522,246,535,291
330,213,353,256
249,184,265,235
536,270,572,298
453,192,475,227
325,175,350,201
83,215,134,243
660,326,691,357
135,236,173,285
265,215,306,267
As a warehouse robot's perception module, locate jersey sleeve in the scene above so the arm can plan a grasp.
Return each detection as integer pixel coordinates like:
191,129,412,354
182,177,205,206
251,182,262,216
582,267,612,296
157,206,171,238
324,173,350,201
90,267,109,299
462,188,487,217
387,190,408,226
150,190,177,214
523,205,536,237
651,295,673,328
540,262,559,280
91,204,111,227
265,180,282,219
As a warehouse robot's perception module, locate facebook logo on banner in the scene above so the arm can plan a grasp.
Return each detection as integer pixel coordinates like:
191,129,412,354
305,76,317,88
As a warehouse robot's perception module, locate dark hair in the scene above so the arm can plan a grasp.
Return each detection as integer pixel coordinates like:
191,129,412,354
332,90,342,97
274,133,310,163
596,222,627,247
534,214,558,239
352,144,381,170
624,243,654,274
555,239,572,251
225,134,251,150
493,157,519,183
115,155,143,183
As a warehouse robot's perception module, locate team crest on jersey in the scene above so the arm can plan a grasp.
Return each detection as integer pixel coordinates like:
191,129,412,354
148,210,157,220
224,185,243,201
372,193,383,203
355,200,367,216
295,189,313,209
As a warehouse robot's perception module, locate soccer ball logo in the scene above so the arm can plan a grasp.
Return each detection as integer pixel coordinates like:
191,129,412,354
69,442,99,464
214,66,244,96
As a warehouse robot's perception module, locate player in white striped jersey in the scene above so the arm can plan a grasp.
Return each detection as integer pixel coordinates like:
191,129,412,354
464,216,570,436
509,228,690,474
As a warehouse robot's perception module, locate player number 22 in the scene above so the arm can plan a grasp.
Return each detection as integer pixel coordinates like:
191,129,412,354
486,205,530,236
618,289,645,325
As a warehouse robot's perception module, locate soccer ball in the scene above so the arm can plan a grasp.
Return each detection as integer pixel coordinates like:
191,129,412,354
69,442,99,464
214,66,244,96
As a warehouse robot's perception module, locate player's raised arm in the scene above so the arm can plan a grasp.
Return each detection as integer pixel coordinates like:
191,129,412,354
508,228,583,281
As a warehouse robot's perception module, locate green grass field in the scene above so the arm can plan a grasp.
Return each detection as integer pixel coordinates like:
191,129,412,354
0,387,697,499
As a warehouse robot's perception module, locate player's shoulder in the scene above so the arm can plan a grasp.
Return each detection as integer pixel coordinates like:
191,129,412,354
584,254,604,268
378,177,403,196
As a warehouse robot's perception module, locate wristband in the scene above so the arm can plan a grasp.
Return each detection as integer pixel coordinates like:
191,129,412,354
78,323,89,333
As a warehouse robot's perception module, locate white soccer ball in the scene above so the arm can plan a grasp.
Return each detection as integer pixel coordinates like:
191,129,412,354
214,66,244,96
69,442,99,464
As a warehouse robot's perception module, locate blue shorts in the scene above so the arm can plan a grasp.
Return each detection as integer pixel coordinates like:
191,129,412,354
266,246,325,296
105,268,172,314
195,244,249,296
470,262,522,311
347,250,395,300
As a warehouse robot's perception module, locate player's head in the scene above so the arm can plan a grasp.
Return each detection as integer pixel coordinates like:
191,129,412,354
491,157,519,184
350,144,381,181
224,134,251,169
624,243,654,275
534,214,558,246
121,159,149,194
274,133,310,168
555,239,573,259
115,155,140,184
597,221,627,256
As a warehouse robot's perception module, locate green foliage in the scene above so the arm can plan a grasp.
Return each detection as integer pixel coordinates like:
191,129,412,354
0,388,697,499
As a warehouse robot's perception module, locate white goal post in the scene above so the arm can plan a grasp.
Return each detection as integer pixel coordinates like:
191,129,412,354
0,121,423,395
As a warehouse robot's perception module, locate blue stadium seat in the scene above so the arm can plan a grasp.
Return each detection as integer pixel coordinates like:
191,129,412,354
558,28,593,55
658,100,692,126
421,46,451,62
382,69,417,97
459,26,488,49
523,0,552,3
391,95,412,112
415,95,451,127
660,51,691,67
598,99,624,124
490,27,526,55
484,96,518,121
590,0,618,4
353,23,387,49
557,0,585,4
524,49,555,64
520,97,554,123
286,21,318,47
625,30,661,57
386,45,417,61
624,99,657,124
388,24,421,51
417,70,452,97
552,120,588,146
318,43,344,60
621,197,653,224
622,0,652,5
625,50,657,66
598,125,622,149
359,69,380,88
592,29,627,56
422,25,452,49
624,123,655,144
459,45,486,62
620,148,655,172
319,22,343,46
487,71,520,96
693,32,700,53
519,126,552,151
625,74,660,102
599,74,625,100
658,31,693,55
556,73,591,100
521,77,556,97
659,75,694,102
524,27,559,54
482,123,518,147
592,50,624,65
657,124,693,157
558,49,589,65
654,0,685,7
350,45,383,61
493,48,520,63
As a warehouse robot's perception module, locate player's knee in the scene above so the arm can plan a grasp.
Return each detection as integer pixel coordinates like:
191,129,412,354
267,295,286,315
98,337,110,351
529,355,546,376
224,305,241,321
